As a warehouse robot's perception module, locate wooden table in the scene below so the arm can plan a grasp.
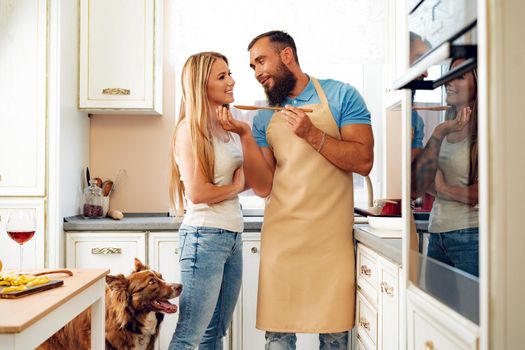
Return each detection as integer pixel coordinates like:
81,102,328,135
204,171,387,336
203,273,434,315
0,269,109,349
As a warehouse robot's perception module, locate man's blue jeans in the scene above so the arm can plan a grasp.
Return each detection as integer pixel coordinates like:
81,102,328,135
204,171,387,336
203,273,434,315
168,225,243,350
265,331,349,350
427,227,479,277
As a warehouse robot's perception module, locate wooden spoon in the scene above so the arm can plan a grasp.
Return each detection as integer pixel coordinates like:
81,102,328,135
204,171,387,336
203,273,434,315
233,105,313,113
31,269,74,277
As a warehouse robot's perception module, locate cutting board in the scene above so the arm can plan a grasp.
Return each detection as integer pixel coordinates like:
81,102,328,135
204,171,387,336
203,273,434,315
0,280,64,299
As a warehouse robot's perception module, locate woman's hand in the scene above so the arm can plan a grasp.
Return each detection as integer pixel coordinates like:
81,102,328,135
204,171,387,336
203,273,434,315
217,106,250,136
434,169,447,195
434,106,471,140
232,166,245,193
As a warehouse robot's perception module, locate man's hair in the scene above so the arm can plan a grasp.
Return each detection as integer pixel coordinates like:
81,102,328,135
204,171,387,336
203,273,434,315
248,30,299,65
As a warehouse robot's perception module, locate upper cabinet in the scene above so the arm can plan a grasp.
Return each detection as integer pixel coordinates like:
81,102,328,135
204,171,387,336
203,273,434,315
384,0,407,108
78,0,163,115
0,0,47,196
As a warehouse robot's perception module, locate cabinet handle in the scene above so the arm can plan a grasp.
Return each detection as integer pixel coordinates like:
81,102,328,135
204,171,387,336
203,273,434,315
381,281,394,295
359,317,370,331
102,88,131,95
424,340,434,350
174,248,179,255
91,247,122,255
251,247,258,254
360,265,371,276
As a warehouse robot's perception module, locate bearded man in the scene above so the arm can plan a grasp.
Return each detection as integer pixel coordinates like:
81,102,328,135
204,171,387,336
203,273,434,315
217,30,374,350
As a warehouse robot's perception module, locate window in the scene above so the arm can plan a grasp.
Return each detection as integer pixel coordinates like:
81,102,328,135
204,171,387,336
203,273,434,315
173,0,386,213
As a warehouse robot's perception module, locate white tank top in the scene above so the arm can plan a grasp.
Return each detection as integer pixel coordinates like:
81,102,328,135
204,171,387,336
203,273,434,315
182,135,244,233
428,137,479,233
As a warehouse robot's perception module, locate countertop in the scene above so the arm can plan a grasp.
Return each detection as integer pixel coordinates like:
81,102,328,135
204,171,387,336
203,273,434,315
354,225,402,266
63,214,264,232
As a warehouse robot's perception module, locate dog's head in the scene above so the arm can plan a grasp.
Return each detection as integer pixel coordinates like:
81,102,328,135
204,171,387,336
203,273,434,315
105,258,182,328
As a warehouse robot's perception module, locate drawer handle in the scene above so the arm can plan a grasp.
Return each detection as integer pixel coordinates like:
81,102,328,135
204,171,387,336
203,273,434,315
381,282,394,295
174,248,179,255
360,265,371,276
102,88,131,95
359,317,370,331
425,340,434,350
91,247,122,255
251,247,258,254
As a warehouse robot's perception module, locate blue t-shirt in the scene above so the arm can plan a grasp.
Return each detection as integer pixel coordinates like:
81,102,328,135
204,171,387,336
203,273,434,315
252,78,371,147
411,111,425,149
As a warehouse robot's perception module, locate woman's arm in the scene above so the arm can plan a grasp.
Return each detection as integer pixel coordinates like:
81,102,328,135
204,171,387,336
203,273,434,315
411,107,472,198
217,107,275,197
175,122,245,205
434,169,479,204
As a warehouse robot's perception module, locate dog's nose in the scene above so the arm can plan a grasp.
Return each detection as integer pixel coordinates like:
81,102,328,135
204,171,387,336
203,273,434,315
173,284,183,294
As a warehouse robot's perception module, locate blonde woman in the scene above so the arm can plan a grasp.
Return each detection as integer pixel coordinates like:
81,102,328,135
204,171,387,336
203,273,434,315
168,52,245,350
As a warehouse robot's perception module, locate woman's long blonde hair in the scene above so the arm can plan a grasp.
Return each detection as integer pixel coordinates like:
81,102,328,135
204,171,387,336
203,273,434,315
169,52,229,214
444,59,478,185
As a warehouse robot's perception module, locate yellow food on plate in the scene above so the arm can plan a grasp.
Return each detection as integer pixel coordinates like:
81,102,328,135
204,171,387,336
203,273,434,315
0,273,50,291
2,285,27,293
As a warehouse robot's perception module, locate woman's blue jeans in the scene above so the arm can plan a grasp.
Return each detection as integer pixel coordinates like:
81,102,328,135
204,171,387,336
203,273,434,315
168,225,243,350
427,227,479,277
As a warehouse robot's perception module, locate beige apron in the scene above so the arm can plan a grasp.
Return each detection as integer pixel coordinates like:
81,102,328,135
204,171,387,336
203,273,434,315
256,78,356,333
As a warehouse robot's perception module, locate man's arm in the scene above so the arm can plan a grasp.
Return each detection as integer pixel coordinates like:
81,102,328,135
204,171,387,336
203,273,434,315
216,106,275,197
282,105,374,175
238,132,275,197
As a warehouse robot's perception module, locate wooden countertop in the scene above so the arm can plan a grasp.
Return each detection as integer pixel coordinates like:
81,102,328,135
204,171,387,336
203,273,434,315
0,268,109,333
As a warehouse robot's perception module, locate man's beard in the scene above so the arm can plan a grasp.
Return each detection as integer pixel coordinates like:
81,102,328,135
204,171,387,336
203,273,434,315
265,62,297,106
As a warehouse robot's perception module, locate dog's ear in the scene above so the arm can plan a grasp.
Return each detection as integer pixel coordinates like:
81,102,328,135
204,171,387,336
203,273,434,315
106,274,132,329
134,257,150,272
106,274,129,289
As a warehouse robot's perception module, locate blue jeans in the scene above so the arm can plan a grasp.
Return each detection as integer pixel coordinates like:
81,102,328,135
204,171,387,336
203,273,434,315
265,331,349,350
168,225,243,350
427,227,479,277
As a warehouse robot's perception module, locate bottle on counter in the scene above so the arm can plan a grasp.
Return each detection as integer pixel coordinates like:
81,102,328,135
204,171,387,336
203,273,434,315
81,179,104,219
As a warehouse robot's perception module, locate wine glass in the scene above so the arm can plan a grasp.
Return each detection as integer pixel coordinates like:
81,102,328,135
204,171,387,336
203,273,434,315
6,210,36,273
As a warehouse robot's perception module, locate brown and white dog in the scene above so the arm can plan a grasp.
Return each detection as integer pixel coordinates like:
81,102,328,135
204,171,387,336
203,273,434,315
38,258,182,350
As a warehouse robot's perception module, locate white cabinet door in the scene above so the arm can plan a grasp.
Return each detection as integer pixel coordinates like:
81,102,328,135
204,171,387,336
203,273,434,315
235,234,320,350
407,288,479,350
148,232,180,350
65,231,146,275
384,0,406,108
0,0,46,195
378,256,399,350
0,199,45,270
78,0,163,114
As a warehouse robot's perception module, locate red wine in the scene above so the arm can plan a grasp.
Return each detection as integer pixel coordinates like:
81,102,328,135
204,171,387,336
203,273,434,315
7,231,35,244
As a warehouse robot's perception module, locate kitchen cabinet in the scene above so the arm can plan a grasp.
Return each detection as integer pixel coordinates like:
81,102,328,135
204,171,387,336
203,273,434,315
383,0,406,109
0,0,47,195
231,232,321,350
356,243,400,350
0,199,45,270
65,231,146,275
148,232,180,350
406,288,478,350
78,0,163,114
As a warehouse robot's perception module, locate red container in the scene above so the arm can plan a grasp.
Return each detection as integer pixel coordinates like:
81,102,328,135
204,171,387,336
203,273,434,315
380,199,402,216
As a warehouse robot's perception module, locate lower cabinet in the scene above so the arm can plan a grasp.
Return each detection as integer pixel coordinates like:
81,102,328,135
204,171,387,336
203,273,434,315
65,231,146,275
356,243,400,350
406,288,479,350
0,199,45,270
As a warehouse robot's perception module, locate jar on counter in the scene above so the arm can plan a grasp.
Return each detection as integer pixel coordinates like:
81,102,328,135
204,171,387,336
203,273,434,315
82,180,104,219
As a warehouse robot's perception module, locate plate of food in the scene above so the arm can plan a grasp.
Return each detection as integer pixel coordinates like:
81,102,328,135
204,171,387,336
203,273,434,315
0,271,67,299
